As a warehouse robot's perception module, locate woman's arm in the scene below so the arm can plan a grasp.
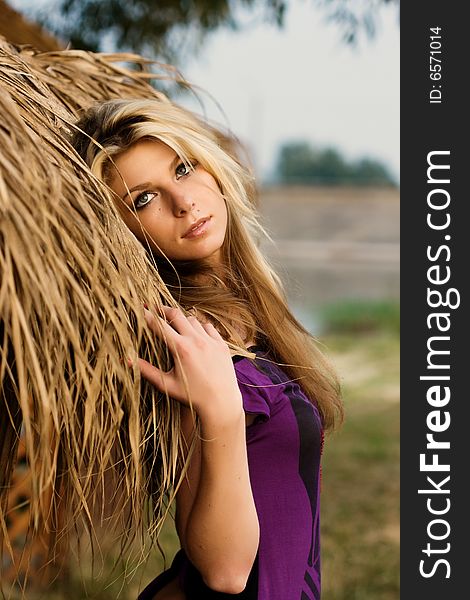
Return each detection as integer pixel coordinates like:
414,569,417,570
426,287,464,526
174,406,201,546
138,307,259,594
175,408,257,545
177,409,258,593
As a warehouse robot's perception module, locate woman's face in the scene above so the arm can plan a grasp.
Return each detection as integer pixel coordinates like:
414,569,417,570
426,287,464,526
108,139,228,265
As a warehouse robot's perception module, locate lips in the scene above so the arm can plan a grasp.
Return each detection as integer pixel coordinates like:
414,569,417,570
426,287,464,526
182,217,210,238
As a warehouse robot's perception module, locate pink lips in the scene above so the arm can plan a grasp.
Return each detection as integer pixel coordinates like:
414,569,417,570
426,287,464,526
182,217,211,239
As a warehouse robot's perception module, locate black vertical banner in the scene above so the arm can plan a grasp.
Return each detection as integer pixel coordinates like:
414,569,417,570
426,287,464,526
401,3,467,598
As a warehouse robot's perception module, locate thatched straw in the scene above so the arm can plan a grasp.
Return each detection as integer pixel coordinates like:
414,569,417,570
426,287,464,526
0,37,193,588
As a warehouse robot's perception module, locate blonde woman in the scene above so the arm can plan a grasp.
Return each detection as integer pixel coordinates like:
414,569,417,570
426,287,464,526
72,98,342,600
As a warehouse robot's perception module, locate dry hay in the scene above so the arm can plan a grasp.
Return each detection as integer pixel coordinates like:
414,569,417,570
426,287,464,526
0,37,192,588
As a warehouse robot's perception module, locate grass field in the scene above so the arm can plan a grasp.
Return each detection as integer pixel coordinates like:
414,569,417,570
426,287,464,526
321,330,399,599
9,306,400,600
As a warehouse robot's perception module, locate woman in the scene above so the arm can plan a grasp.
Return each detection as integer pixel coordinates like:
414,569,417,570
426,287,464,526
72,98,343,600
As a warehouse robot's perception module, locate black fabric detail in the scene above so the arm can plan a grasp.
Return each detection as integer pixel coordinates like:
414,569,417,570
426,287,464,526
138,549,186,599
304,571,319,597
138,550,260,600
184,552,259,600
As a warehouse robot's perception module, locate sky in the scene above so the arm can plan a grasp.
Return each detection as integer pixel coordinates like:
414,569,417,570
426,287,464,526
178,2,400,184
11,0,400,184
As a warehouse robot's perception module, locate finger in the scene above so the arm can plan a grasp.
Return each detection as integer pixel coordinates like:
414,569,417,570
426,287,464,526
137,358,179,397
186,315,208,335
144,308,180,341
201,320,223,340
160,306,195,336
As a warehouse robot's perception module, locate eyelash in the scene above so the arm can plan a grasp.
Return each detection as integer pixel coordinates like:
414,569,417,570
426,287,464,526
176,161,197,178
133,161,198,210
134,191,157,210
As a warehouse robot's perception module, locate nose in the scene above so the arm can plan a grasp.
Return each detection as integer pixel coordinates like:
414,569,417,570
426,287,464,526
167,185,197,217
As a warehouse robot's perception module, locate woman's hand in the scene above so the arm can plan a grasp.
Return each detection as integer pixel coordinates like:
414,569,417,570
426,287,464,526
136,305,243,423
137,305,259,592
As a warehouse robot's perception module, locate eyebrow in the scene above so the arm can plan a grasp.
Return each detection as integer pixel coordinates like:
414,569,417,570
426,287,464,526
120,154,182,201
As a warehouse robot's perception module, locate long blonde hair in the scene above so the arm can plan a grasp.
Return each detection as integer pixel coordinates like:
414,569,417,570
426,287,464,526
72,99,343,431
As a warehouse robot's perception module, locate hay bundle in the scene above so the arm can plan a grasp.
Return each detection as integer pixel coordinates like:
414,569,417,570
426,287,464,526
0,37,188,585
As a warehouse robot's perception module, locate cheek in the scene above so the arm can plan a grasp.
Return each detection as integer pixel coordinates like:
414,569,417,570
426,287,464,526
221,197,229,221
138,214,176,251
220,201,230,240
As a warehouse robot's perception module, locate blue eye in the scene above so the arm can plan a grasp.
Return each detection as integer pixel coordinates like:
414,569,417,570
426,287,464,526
175,161,197,178
134,191,157,210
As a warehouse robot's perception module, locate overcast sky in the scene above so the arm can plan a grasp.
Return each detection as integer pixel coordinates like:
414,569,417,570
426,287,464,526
178,2,399,184
12,0,399,183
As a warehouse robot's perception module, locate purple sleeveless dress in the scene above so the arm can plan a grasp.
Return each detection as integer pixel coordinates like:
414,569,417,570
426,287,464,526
139,346,324,600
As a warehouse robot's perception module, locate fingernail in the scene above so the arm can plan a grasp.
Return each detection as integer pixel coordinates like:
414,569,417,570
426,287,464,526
143,302,149,310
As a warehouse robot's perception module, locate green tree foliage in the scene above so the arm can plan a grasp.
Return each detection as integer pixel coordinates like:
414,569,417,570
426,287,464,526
276,141,395,185
31,0,399,61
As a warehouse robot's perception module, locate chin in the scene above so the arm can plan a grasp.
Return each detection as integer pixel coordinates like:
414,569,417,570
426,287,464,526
182,242,224,264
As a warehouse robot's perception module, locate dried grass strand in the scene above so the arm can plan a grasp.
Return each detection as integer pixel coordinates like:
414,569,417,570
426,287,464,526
0,36,194,589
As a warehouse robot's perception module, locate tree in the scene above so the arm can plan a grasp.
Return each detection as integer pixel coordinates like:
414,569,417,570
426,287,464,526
26,0,399,62
276,140,395,185
350,157,394,185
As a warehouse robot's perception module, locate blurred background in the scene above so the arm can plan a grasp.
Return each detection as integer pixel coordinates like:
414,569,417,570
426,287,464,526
1,0,399,598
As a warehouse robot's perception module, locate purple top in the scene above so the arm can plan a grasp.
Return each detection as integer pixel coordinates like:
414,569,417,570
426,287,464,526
138,346,324,600
233,347,323,599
